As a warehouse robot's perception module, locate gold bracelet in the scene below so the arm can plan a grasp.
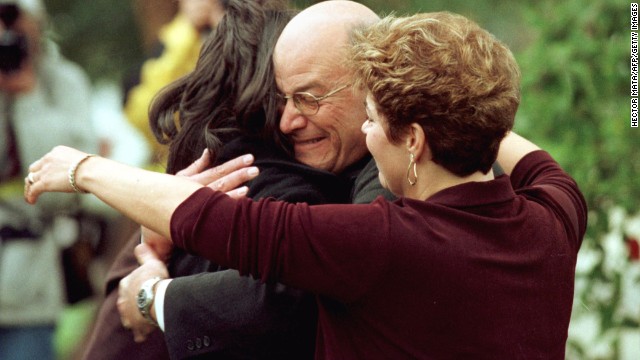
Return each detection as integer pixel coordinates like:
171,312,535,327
68,154,95,194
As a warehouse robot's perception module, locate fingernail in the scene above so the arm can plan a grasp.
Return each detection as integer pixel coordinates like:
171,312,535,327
243,154,253,164
247,167,259,176
236,186,248,196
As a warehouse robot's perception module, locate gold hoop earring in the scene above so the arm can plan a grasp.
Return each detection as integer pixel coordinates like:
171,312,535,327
407,153,418,186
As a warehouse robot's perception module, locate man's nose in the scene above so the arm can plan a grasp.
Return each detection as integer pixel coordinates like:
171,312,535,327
279,102,307,134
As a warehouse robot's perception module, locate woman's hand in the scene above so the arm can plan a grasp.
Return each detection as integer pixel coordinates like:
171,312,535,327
176,149,259,197
141,226,174,262
24,145,91,204
141,150,259,260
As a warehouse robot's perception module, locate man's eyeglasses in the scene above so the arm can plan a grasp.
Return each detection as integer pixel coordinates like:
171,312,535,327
279,84,348,116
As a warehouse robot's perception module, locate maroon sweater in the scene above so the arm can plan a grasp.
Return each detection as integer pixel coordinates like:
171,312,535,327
172,151,587,359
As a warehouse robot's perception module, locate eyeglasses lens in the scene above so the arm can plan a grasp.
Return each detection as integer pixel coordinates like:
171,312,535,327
293,94,318,115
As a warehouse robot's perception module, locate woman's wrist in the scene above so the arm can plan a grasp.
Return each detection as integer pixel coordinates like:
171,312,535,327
68,153,96,193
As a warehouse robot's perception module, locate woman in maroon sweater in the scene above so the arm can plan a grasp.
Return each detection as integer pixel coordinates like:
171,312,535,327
26,11,586,359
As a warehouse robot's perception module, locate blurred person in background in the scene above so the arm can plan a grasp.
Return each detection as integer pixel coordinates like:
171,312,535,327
123,0,226,167
0,0,98,359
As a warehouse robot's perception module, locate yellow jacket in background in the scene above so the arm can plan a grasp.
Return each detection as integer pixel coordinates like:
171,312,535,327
124,14,203,167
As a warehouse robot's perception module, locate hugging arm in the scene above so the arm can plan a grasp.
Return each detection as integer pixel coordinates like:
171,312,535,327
495,132,540,175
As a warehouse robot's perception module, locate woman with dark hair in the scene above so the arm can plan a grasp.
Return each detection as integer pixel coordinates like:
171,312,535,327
27,11,587,359
150,0,290,175
79,1,348,359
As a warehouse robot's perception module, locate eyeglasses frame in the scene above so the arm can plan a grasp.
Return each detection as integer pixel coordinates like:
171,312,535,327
280,84,349,115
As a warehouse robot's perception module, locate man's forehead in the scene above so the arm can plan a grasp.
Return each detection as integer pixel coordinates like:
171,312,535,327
274,51,348,93
275,65,331,93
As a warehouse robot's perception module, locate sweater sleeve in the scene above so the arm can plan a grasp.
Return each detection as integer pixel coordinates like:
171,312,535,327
510,150,588,248
171,190,390,303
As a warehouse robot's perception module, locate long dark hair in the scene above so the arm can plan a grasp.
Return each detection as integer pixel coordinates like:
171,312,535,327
149,0,293,174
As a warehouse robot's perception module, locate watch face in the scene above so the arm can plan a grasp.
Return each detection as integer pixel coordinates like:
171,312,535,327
137,288,149,308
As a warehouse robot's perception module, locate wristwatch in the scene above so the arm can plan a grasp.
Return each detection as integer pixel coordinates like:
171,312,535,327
136,276,163,326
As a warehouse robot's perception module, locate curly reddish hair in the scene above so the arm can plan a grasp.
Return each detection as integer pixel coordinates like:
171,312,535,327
349,12,521,176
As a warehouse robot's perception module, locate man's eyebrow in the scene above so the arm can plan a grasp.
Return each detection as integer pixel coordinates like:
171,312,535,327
295,83,321,93
288,79,328,94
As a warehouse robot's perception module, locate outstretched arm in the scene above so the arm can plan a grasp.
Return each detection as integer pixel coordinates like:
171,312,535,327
25,146,256,241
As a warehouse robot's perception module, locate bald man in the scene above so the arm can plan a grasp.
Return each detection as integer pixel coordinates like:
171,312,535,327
84,2,389,359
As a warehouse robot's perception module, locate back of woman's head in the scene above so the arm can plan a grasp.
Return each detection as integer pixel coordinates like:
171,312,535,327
150,0,293,174
350,12,521,177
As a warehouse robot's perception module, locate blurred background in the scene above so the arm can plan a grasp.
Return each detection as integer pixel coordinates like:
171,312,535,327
25,0,640,358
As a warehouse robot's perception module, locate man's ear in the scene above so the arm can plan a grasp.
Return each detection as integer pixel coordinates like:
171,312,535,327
406,123,427,161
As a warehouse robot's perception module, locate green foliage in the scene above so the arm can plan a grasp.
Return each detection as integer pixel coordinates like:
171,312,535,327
516,0,637,231
516,0,639,356
291,0,528,50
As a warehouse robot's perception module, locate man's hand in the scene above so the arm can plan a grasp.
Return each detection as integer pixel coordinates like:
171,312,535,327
140,226,174,262
117,243,169,343
142,150,259,259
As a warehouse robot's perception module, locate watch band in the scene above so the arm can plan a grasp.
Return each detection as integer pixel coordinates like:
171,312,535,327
137,276,163,326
